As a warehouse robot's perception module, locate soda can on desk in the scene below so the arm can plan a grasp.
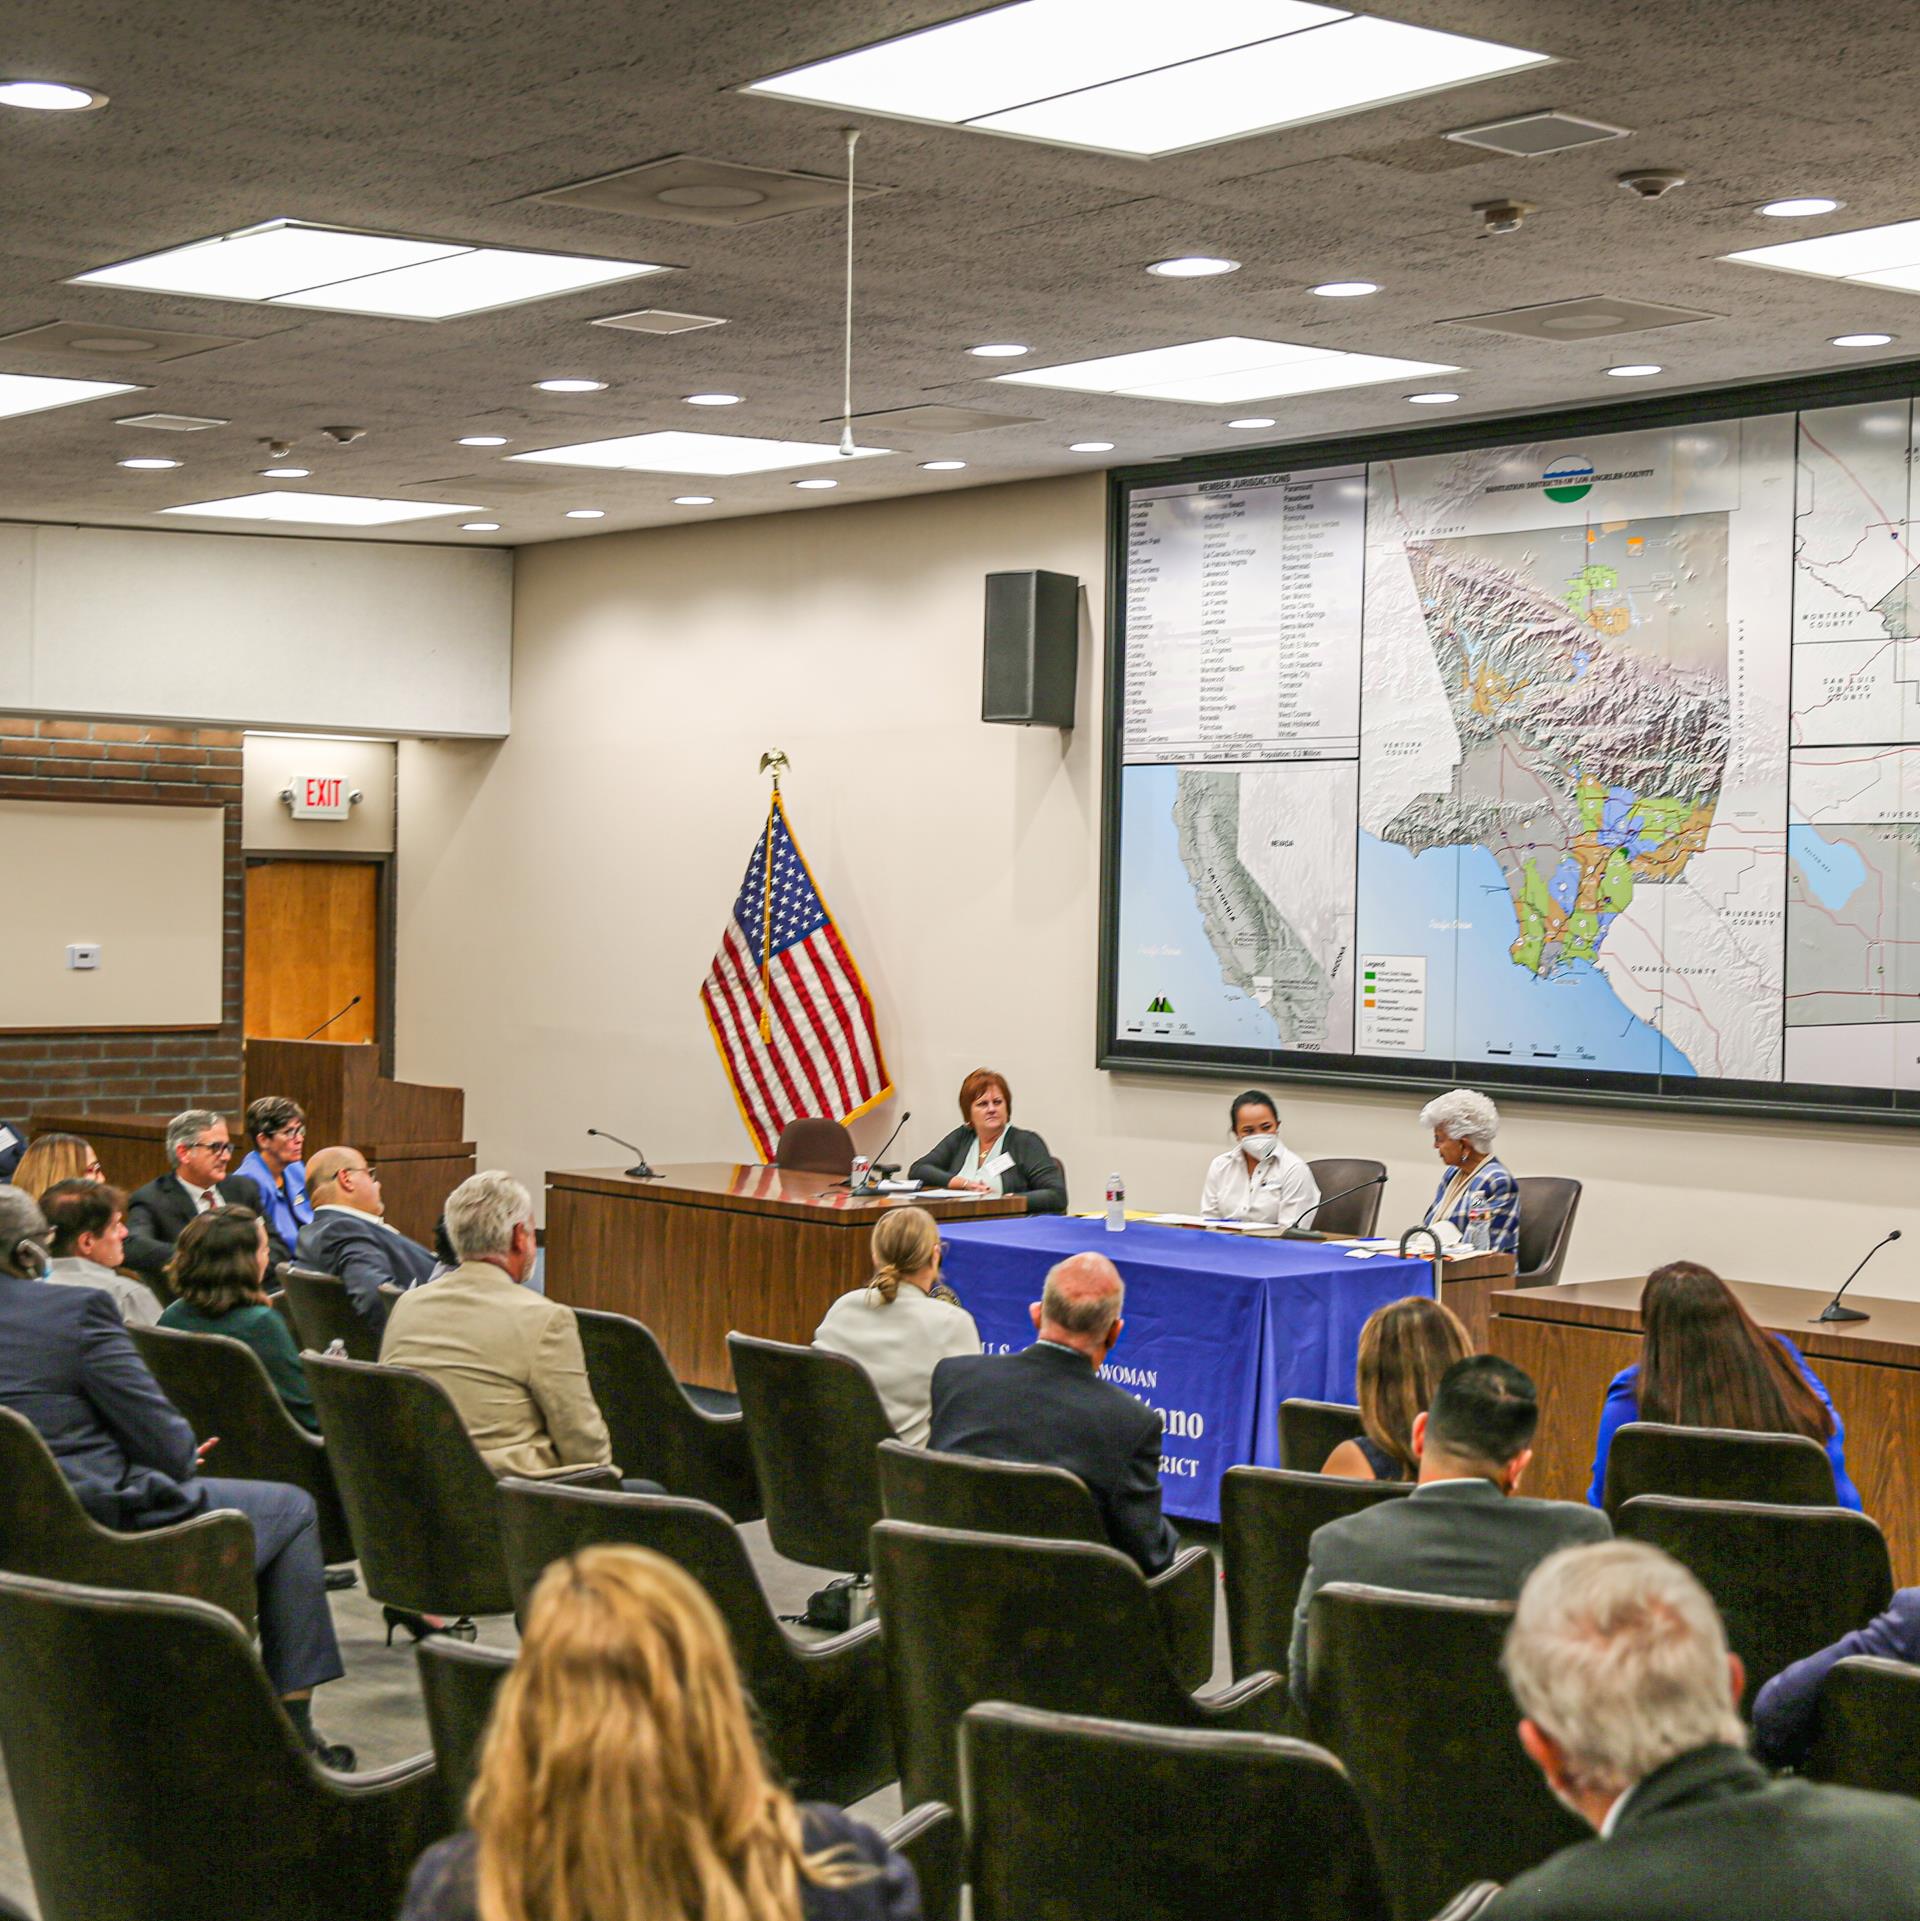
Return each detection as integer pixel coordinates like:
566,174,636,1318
850,1156,873,1190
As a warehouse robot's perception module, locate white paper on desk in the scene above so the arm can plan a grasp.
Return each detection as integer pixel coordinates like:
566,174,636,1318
1148,1212,1224,1228
978,1152,1015,1179
913,1188,983,1201
0,1126,16,1154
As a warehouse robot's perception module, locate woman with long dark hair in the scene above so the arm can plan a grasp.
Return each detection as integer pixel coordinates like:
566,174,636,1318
1586,1260,1858,1508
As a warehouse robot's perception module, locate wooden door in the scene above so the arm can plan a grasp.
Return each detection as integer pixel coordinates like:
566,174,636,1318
244,860,379,1043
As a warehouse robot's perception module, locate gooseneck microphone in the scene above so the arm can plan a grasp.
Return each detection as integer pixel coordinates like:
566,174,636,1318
1812,1228,1901,1324
304,995,362,1040
587,1127,658,1180
1284,1171,1388,1241
862,1109,912,1186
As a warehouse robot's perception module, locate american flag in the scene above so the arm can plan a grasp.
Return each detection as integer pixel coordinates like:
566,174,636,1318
701,795,892,1160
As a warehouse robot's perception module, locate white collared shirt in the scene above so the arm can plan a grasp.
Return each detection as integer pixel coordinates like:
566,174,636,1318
179,1177,216,1214
313,1202,401,1234
1598,1781,1638,1838
1201,1141,1320,1226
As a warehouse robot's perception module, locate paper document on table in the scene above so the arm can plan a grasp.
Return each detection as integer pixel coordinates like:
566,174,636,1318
914,1188,986,1201
1147,1212,1225,1228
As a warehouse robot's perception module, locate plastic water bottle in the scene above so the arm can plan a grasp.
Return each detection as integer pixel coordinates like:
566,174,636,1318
1467,1202,1491,1253
324,1337,349,1358
1105,1173,1126,1233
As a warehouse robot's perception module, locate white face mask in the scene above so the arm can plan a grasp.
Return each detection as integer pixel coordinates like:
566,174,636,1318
1240,1132,1279,1162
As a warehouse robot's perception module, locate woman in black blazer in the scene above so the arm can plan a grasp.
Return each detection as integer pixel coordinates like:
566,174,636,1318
908,1068,1067,1213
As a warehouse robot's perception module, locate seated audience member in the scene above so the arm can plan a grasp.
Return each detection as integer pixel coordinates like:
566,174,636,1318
380,1170,614,1480
928,1250,1177,1575
1419,1088,1519,1255
295,1145,438,1327
0,1184,350,1766
40,1179,161,1327
159,1205,319,1434
126,1109,287,1282
1200,1088,1320,1226
235,1096,313,1254
1752,1587,1920,1770
909,1068,1067,1213
1473,1540,1920,1917
814,1205,982,1446
1586,1259,1859,1510
400,1545,918,1921
1322,1295,1472,1481
1290,1355,1609,1707
12,1130,102,1200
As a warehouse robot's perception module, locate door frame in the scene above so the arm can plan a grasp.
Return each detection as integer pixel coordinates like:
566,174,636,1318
242,850,397,1077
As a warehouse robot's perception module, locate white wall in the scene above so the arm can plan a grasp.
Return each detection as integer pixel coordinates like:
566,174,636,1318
0,524,510,736
394,474,1920,1302
242,734,396,854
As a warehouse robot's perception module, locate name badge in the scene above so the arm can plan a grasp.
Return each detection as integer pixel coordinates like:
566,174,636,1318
980,1152,1015,1179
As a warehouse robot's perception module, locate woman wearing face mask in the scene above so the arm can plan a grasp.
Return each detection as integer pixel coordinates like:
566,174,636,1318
1201,1091,1320,1226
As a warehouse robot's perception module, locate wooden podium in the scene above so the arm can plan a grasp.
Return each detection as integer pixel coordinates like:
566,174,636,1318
243,1040,474,1245
544,1163,1026,1389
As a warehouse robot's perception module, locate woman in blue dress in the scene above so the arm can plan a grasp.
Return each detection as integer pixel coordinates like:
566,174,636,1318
1419,1088,1520,1256
1587,1260,1860,1509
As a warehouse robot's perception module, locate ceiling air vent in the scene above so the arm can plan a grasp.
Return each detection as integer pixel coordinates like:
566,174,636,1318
0,320,249,363
843,404,1038,435
1446,112,1631,157
537,155,889,228
1444,295,1720,341
593,309,728,335
114,411,230,431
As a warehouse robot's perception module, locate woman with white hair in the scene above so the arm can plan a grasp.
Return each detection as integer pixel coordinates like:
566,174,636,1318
1419,1088,1519,1255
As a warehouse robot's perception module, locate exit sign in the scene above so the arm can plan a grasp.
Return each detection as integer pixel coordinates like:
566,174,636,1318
286,774,354,820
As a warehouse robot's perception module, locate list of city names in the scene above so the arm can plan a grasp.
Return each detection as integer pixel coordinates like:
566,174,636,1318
1123,466,1367,765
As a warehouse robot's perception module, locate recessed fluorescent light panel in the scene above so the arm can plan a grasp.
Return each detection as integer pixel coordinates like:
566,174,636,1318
744,2,1550,159
0,372,142,420
1726,218,1920,296
73,219,665,321
993,336,1458,405
159,491,480,527
509,431,890,477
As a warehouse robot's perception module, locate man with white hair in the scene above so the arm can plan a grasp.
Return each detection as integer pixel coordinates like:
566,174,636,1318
379,1169,614,1480
1472,1539,1920,1916
1420,1087,1520,1255
927,1250,1179,1574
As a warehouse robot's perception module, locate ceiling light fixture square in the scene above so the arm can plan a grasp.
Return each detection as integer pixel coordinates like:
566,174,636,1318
72,219,666,321
507,431,890,476
744,3,1549,159
1724,219,1920,289
158,491,480,527
991,335,1457,404
0,371,143,420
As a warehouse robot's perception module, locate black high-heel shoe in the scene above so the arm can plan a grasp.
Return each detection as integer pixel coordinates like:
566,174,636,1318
383,1606,478,1647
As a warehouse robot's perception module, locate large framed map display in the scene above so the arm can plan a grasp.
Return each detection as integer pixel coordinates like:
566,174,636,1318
1100,369,1920,1121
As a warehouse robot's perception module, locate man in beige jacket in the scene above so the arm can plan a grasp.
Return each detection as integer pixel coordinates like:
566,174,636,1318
380,1168,614,1479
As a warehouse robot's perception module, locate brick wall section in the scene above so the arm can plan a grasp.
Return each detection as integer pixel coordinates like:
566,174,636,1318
0,714,244,1119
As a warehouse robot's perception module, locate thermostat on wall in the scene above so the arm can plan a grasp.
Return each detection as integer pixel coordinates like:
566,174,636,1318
66,943,100,970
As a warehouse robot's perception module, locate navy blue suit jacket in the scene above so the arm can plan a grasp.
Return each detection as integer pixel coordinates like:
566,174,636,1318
0,1270,204,1528
294,1209,437,1326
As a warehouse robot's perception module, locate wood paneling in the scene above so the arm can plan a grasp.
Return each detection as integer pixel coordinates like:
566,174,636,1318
245,860,377,1044
544,1164,1027,1389
1491,1278,1920,1584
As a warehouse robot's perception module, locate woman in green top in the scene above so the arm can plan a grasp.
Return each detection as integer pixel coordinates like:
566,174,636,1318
159,1204,319,1434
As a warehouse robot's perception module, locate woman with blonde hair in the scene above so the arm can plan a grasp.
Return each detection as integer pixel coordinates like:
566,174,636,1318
813,1204,981,1445
11,1131,101,1200
399,1545,921,1921
1322,1295,1473,1482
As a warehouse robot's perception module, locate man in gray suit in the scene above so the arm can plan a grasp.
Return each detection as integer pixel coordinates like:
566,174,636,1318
1290,1353,1610,1710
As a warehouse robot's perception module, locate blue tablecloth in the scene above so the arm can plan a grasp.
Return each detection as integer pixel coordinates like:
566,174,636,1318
937,1217,1436,1523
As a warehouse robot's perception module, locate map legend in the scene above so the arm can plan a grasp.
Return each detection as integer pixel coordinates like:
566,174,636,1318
1358,956,1426,1052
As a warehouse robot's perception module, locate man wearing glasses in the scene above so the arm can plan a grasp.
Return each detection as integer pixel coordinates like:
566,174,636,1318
124,1110,290,1283
294,1145,438,1328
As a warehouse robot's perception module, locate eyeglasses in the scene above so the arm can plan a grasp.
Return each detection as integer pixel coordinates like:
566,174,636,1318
193,1140,234,1159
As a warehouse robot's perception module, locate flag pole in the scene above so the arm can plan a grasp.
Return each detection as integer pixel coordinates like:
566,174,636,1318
756,751,789,1041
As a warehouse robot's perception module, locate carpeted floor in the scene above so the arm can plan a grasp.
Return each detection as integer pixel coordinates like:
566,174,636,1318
0,1517,1228,1916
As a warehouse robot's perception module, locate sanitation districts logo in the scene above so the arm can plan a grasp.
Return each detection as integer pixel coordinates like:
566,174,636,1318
1541,456,1595,504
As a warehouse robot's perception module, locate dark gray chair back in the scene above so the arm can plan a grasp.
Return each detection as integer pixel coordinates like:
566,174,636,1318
774,1117,855,1175
1276,1398,1365,1472
1308,1582,1587,1921
1615,1495,1893,1712
0,1570,441,1921
0,1406,255,1633
280,1266,379,1362
1303,1159,1386,1236
302,1352,513,1616
1513,1177,1582,1287
1603,1420,1837,1514
415,1637,514,1830
1805,1656,1920,1799
131,1323,354,1564
1219,1465,1411,1680
727,1332,891,1573
871,1519,1286,1809
496,1478,893,1804
963,1703,1390,1921
574,1307,761,1520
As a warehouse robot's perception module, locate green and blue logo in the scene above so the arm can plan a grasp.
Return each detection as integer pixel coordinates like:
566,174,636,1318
1542,456,1595,504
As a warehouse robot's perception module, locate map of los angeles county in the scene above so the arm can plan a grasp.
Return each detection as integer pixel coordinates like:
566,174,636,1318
1105,404,1920,1104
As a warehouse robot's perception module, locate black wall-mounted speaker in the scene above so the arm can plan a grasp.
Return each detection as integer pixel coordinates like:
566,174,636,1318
982,569,1079,728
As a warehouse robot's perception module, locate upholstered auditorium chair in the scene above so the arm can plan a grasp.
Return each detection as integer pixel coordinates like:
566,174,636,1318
1805,1656,1920,1800
279,1264,381,1362
1602,1420,1838,1514
1275,1397,1366,1472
